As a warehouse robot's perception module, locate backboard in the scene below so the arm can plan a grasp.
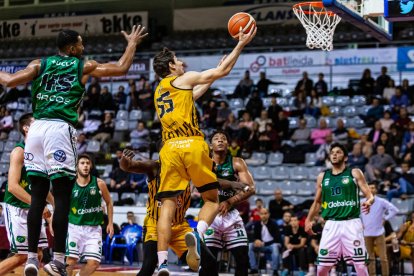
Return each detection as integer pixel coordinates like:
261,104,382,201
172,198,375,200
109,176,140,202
322,0,392,42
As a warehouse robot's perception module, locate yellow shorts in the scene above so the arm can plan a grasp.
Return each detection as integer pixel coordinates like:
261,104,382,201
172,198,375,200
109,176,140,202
400,245,412,259
158,136,219,199
144,217,192,257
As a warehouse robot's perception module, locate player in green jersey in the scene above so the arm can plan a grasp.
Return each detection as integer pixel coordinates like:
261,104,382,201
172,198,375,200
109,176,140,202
66,153,113,276
0,113,54,275
0,26,147,276
305,143,374,276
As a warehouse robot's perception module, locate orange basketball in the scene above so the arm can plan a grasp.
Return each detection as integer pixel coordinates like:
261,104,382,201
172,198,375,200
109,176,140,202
228,12,256,39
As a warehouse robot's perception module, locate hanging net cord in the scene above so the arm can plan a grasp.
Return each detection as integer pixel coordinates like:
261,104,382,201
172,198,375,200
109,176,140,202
293,2,341,51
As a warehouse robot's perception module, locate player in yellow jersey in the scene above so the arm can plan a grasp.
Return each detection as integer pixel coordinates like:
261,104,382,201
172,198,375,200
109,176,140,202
120,149,249,276
152,27,256,275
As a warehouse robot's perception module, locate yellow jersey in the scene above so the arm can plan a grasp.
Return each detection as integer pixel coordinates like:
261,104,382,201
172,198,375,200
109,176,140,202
154,76,204,141
146,164,192,225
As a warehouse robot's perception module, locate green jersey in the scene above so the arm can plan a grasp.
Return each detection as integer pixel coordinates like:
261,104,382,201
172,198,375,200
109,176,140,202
69,176,103,226
215,154,238,210
320,167,361,221
31,55,85,126
4,142,31,209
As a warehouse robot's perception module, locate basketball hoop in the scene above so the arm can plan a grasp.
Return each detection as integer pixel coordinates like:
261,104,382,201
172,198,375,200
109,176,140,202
293,2,341,51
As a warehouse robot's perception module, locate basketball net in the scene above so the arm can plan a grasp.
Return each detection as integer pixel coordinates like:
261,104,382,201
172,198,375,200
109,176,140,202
293,2,341,51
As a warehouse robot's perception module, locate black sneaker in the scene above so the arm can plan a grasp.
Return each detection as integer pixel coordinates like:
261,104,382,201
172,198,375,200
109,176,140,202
43,260,67,276
249,269,259,275
273,270,280,276
24,258,39,276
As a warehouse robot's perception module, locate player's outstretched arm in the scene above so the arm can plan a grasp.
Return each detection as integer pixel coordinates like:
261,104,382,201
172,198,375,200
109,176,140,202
98,178,114,238
176,27,256,88
305,172,323,235
192,55,227,100
352,168,374,213
82,25,148,79
0,59,40,88
7,147,32,205
119,149,158,179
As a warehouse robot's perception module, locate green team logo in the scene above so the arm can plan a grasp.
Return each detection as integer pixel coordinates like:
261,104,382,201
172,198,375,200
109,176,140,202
16,236,26,243
90,188,96,196
320,249,328,256
69,242,76,247
205,228,214,236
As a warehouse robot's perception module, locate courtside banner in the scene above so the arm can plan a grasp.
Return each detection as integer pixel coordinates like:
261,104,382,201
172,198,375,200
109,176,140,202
174,4,297,31
397,47,414,71
0,11,148,40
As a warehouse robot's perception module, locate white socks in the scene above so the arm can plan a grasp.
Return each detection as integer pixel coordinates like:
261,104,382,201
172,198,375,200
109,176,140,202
157,251,168,267
54,252,65,264
196,220,209,236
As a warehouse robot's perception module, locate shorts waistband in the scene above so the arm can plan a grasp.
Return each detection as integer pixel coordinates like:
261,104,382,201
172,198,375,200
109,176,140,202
37,118,75,128
326,217,360,222
164,136,205,142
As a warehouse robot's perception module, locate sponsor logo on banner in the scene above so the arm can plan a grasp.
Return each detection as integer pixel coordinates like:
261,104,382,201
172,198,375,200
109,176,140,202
398,47,414,71
247,52,322,73
0,11,148,40
325,48,397,65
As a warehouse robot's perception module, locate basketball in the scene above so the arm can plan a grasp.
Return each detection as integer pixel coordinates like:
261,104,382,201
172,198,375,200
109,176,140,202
227,12,256,39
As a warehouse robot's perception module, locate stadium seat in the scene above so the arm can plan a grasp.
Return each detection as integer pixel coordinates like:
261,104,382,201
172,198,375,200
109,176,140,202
335,96,351,106
246,152,267,166
392,198,414,214
3,141,15,152
152,152,160,160
296,181,315,196
109,192,119,202
129,110,142,121
322,96,335,106
280,181,296,195
229,98,244,109
86,140,100,153
251,166,272,180
388,215,405,232
121,193,136,204
285,195,307,205
271,166,290,180
262,97,273,108
0,176,6,186
256,180,279,195
136,193,149,207
351,96,367,106
108,224,143,265
0,141,4,152
343,106,358,117
289,167,308,180
115,120,129,131
304,153,317,166
276,97,289,107
267,152,284,166
0,152,10,164
128,121,137,130
348,116,366,129
8,130,21,141
329,106,342,117
305,116,317,128
289,117,300,129
116,110,129,121
358,105,371,116
0,164,8,175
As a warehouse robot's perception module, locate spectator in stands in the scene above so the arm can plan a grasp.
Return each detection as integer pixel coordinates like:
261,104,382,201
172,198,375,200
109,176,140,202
258,123,280,152
365,144,396,182
138,81,154,111
305,89,322,118
76,132,88,154
278,211,292,240
389,123,404,151
255,110,272,134
228,139,241,157
383,79,396,102
87,76,101,96
295,71,313,96
109,167,130,200
248,208,281,276
402,121,414,156
236,200,250,225
360,133,374,158
310,118,332,146
376,66,391,95
235,70,254,98
268,97,283,125
314,73,328,96
250,198,264,223
202,100,218,128
387,162,414,201
92,112,114,145
223,113,240,141
0,109,13,140
359,68,375,95
99,86,116,111
365,97,384,127
368,120,384,144
76,106,87,130
291,118,311,152
269,189,294,222
112,149,123,170
216,101,231,128
293,91,307,117
348,142,367,171
238,111,255,143
282,215,308,275
82,110,101,136
136,75,147,91
246,90,264,119
396,211,414,272
120,211,139,229
306,215,327,276
376,132,396,158
383,220,400,275
361,183,399,276
332,118,349,145
129,121,149,150
380,110,394,133
114,85,127,111
151,75,161,91
256,71,285,97
277,111,290,140
83,86,100,111
401,79,413,98
0,204,4,225
127,82,139,111
128,172,147,193
390,86,409,114
395,107,411,131
315,134,333,167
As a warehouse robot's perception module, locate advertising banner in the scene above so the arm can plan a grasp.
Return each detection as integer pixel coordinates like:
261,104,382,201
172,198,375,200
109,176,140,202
398,47,414,71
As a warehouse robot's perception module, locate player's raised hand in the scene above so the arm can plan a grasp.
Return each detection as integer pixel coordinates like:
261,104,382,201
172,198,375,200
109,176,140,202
120,149,135,168
305,219,315,235
121,25,148,45
107,223,114,238
237,25,257,46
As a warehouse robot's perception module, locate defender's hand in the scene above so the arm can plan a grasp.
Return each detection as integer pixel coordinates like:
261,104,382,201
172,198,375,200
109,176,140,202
218,201,232,216
121,25,148,45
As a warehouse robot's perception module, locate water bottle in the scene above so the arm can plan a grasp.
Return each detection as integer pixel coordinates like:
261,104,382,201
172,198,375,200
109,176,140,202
392,233,400,253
